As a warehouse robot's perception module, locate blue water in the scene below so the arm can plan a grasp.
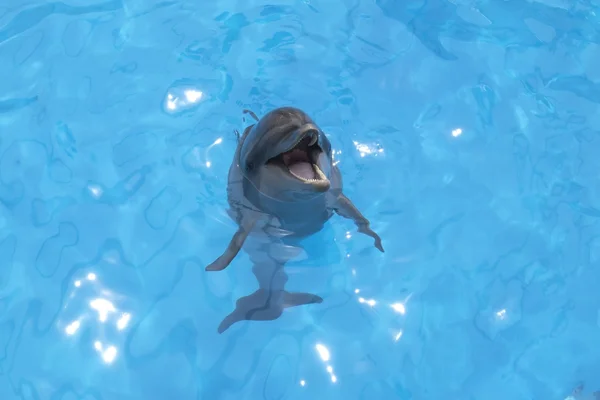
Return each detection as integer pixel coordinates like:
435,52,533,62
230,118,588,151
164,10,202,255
1,0,600,398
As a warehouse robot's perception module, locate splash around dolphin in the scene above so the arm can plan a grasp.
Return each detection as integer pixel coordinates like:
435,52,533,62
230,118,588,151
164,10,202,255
205,106,384,333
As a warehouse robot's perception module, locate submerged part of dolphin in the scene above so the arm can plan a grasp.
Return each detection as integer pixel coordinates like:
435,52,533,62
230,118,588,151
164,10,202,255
216,239,323,334
206,106,384,333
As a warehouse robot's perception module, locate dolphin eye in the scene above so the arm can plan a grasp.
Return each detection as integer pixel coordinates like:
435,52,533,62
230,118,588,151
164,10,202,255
246,162,255,172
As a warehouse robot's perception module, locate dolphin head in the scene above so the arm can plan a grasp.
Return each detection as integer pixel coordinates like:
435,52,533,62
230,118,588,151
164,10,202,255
238,107,334,202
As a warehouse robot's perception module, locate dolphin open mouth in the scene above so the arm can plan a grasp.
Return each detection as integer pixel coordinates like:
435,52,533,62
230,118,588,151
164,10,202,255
267,131,328,184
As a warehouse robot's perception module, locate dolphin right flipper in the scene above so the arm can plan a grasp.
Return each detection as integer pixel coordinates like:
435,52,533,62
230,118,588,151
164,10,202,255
205,216,258,271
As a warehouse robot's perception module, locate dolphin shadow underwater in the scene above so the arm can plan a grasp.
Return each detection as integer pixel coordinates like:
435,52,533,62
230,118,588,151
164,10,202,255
205,107,384,333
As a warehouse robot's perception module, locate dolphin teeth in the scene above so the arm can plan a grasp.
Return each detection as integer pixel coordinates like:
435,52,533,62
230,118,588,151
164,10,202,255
314,164,326,179
290,166,326,183
308,133,318,146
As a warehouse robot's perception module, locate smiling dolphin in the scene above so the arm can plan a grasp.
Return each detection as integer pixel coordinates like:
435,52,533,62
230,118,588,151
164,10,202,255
206,107,384,333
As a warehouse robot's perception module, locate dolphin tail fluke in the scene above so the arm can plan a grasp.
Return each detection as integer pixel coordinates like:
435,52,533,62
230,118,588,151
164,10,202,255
217,310,243,334
217,289,323,333
283,291,323,308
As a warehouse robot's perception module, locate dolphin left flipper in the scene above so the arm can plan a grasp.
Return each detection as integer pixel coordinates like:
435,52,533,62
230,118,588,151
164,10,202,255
334,194,384,252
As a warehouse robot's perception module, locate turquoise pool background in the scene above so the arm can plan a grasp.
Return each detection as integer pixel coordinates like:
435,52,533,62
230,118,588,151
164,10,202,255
1,0,600,398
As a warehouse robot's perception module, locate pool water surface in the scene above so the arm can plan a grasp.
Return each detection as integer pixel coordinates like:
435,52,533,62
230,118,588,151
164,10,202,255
1,0,600,399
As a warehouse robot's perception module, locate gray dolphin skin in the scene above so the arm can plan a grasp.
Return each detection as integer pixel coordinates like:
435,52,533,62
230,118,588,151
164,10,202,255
568,384,600,400
206,106,384,333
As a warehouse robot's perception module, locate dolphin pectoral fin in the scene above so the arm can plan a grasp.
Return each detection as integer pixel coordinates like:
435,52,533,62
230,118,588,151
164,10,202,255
334,194,384,252
204,249,238,271
205,219,257,271
283,292,323,308
205,228,246,271
242,108,259,121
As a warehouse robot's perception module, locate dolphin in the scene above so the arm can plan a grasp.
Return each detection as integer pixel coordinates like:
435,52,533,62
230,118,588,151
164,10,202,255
566,384,600,400
205,106,384,333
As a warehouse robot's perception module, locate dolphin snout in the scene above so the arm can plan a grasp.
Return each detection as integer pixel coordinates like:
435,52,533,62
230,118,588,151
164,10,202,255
307,129,318,146
296,124,319,146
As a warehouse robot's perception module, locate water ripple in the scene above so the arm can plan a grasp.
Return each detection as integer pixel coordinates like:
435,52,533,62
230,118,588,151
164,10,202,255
0,0,123,45
1,0,600,398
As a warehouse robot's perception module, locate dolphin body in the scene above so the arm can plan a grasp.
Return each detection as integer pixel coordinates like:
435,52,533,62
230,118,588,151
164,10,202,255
206,107,384,333
565,384,600,400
